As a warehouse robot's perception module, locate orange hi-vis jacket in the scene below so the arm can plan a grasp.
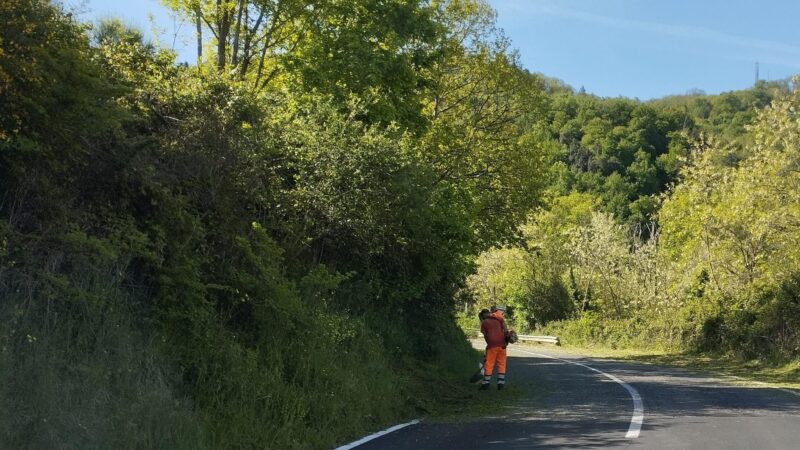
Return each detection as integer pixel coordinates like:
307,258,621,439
480,311,507,349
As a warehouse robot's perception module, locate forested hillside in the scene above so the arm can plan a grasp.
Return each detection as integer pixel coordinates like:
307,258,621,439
467,76,800,359
0,1,546,448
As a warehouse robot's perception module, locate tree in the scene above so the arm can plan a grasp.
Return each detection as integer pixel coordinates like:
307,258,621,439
627,149,659,196
420,0,550,249
163,0,441,128
286,0,440,127
660,80,800,309
92,18,148,47
163,0,313,78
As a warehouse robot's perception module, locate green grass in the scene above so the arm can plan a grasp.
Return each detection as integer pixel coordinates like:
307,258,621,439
424,377,533,422
397,340,541,423
621,353,800,389
534,341,800,390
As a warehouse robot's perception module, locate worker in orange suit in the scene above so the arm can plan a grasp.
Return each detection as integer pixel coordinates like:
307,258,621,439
479,304,508,390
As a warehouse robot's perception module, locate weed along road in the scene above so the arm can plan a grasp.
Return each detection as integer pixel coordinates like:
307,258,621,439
345,345,800,449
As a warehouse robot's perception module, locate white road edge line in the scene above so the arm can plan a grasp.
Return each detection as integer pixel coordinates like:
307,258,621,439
333,419,420,450
733,378,800,397
515,349,644,439
780,388,800,397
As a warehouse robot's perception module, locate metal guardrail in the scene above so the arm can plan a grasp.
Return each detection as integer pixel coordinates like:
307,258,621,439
515,334,561,345
472,330,561,346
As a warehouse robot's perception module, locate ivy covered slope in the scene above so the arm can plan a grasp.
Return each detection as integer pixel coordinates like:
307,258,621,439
0,1,549,449
466,74,800,361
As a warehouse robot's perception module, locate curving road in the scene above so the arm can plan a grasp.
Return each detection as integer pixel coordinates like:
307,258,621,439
349,345,800,449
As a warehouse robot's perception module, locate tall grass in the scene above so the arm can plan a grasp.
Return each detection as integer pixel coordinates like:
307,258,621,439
0,261,481,449
0,278,207,449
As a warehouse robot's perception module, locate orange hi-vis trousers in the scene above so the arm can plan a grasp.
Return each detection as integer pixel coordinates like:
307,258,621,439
483,347,507,379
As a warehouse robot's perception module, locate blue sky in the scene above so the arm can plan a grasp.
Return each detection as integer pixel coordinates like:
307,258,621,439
488,0,800,99
70,0,800,100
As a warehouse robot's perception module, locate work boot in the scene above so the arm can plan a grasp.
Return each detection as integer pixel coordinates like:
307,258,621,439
497,383,505,391
479,383,490,391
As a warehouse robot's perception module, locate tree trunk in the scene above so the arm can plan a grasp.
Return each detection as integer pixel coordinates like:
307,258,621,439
195,5,203,64
231,0,245,67
216,0,229,71
239,9,265,79
254,34,269,86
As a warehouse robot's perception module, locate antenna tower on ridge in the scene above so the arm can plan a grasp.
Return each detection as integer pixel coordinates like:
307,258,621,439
755,61,760,85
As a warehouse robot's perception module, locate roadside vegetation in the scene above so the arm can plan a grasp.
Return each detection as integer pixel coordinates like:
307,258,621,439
0,0,544,448
465,73,800,380
518,342,800,390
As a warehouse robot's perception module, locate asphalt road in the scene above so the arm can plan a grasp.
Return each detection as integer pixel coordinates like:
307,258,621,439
352,344,800,449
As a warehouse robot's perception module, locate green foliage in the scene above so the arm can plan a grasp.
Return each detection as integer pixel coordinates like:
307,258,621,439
456,69,798,364
498,80,800,362
651,80,788,145
536,81,788,228
92,18,148,47
2,1,546,448
0,278,207,450
650,80,800,359
420,0,551,247
163,0,441,127
694,275,800,360
287,0,440,127
466,247,531,328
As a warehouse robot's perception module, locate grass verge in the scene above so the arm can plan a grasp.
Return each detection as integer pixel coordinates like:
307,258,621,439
400,347,532,422
621,353,800,390
532,342,800,390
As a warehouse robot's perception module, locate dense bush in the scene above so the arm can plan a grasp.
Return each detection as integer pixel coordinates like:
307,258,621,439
1,1,524,448
695,276,800,359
